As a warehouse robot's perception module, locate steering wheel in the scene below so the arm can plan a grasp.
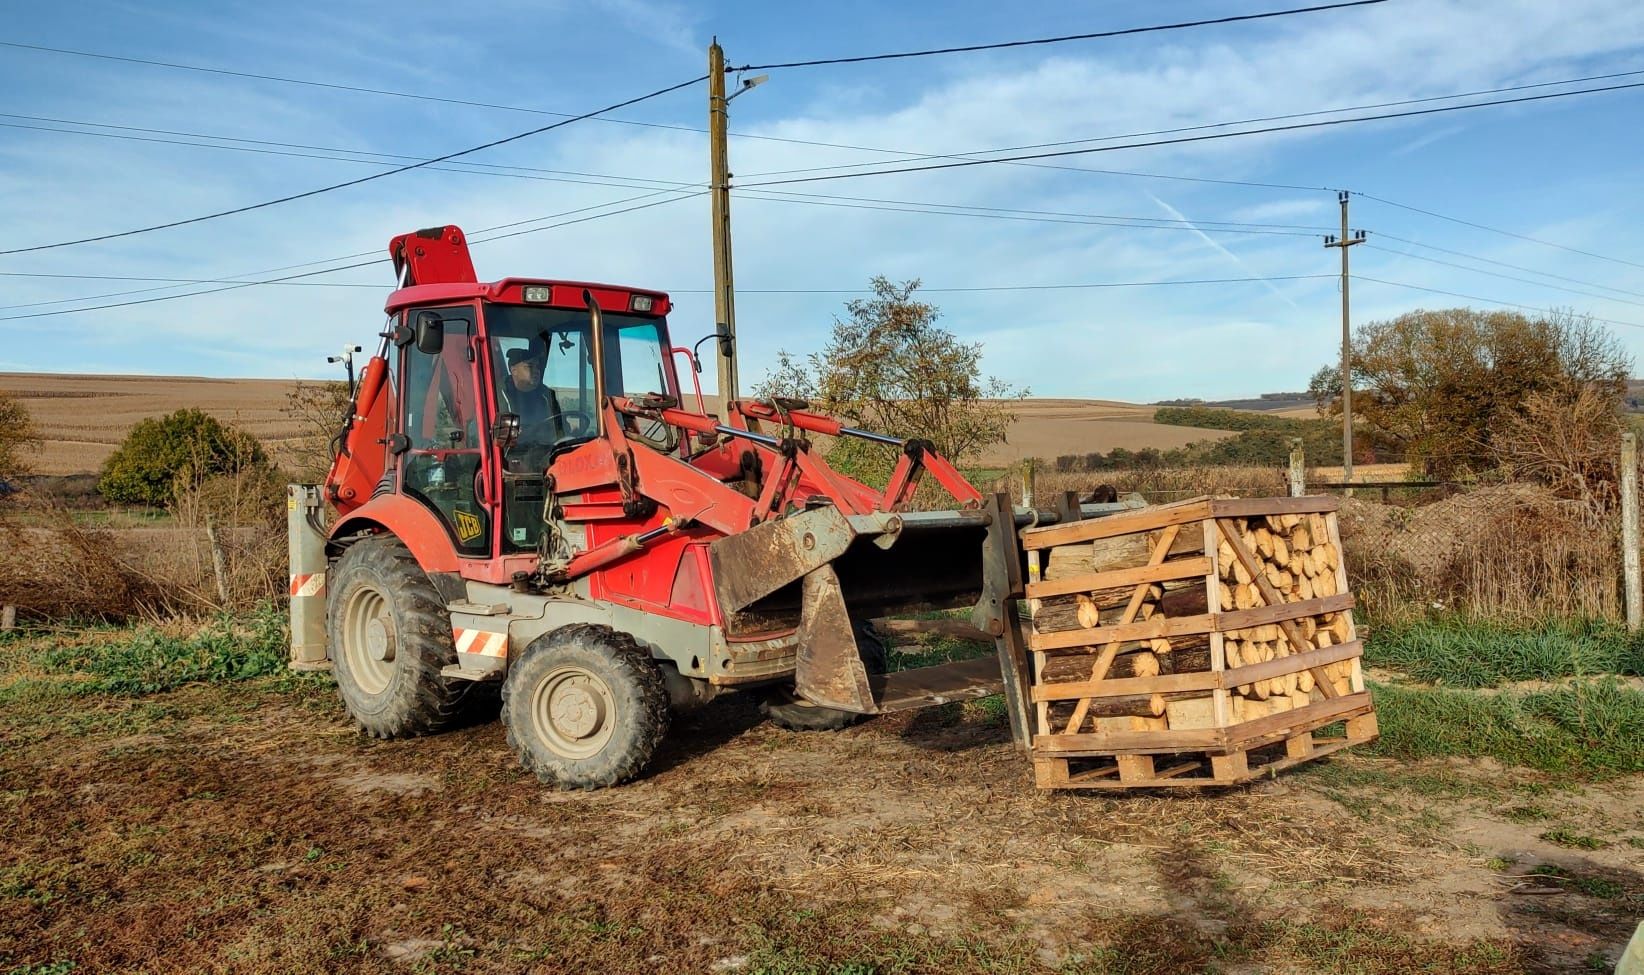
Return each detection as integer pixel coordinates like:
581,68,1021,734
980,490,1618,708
558,409,596,438
517,410,596,447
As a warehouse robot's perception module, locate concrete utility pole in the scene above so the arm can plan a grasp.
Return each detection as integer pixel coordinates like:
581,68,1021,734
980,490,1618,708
1323,192,1367,485
708,40,740,408
1624,432,1641,630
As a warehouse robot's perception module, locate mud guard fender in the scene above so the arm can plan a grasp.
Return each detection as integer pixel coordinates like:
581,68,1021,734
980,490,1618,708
329,494,461,575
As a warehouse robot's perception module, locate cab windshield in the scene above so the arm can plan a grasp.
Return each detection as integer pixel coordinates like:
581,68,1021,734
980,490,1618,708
485,302,671,459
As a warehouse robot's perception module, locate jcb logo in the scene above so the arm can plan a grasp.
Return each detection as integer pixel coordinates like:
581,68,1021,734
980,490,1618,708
453,509,483,543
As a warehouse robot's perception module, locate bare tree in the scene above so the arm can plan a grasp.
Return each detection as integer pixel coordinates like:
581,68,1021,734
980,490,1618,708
1310,308,1630,477
0,391,41,481
759,277,1025,463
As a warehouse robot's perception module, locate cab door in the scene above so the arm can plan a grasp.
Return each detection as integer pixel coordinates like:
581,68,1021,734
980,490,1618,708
397,304,492,557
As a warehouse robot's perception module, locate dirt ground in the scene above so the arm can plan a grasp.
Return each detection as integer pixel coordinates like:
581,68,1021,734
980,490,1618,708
2,677,1640,974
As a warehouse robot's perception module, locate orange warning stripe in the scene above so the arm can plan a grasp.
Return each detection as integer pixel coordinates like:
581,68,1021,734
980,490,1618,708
454,627,508,658
289,572,325,598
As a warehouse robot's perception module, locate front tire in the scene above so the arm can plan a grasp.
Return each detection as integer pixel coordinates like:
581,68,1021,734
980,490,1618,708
327,536,467,738
501,624,670,789
760,624,888,732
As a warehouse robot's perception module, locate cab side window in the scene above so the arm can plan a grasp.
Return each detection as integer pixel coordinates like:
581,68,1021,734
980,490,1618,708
399,306,489,556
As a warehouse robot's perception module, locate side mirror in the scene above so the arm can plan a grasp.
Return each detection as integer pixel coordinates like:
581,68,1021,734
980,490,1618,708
491,413,521,451
413,311,444,354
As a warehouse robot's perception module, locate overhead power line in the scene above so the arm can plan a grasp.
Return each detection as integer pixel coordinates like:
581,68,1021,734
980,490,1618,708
0,273,380,312
670,274,1337,294
0,115,691,191
0,39,715,140
1363,243,1644,308
1356,192,1644,272
3,111,1334,237
0,190,704,321
730,0,1387,70
1372,233,1644,300
0,40,1340,194
739,67,1644,180
738,80,1644,188
1352,274,1644,330
0,74,707,256
737,191,1323,236
15,184,1323,311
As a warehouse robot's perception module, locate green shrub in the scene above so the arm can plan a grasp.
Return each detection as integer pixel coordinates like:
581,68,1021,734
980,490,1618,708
36,604,287,695
1367,617,1644,687
98,408,269,507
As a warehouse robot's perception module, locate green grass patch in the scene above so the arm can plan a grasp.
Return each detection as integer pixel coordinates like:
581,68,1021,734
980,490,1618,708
1540,827,1606,850
29,604,287,696
1256,917,1518,974
4,963,77,975
1529,865,1627,900
1366,617,1644,687
1368,679,1644,776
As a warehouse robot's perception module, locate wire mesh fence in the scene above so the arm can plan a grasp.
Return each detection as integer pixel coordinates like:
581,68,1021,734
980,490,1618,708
1020,445,1639,626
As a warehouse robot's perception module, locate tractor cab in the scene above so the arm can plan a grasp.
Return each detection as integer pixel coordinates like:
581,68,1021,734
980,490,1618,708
339,226,685,569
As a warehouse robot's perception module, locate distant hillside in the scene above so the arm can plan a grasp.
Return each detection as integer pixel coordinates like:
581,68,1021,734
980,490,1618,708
1155,392,1316,413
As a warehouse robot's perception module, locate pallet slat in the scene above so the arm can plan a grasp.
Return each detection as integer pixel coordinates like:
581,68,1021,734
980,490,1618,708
1024,556,1211,600
1033,641,1363,702
1027,593,1354,652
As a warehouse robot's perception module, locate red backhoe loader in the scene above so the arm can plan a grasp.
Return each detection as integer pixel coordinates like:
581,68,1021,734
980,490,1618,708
288,225,1122,788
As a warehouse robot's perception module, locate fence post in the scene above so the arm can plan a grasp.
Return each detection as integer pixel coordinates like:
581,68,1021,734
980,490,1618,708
205,515,231,608
1288,438,1306,498
1,605,14,631
1624,433,1641,630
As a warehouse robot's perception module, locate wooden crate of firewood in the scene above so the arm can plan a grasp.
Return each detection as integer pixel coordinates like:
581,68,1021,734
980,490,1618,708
1020,495,1377,790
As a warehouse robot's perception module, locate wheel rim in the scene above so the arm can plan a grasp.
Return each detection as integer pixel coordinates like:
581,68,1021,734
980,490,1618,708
341,586,396,695
530,666,617,760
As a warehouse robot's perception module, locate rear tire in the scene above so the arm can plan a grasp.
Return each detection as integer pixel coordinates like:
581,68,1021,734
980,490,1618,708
501,624,670,789
760,624,887,732
327,536,467,738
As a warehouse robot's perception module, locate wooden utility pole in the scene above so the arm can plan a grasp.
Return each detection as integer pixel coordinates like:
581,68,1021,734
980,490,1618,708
1623,432,1641,630
1323,192,1366,486
707,40,740,408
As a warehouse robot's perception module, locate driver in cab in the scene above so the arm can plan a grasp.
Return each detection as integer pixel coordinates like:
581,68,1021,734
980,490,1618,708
501,345,560,442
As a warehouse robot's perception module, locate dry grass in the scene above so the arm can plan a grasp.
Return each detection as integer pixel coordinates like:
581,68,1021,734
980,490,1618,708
1340,484,1623,623
0,478,285,622
0,493,160,620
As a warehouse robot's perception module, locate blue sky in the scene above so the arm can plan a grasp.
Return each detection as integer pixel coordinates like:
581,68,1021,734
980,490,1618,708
2,0,1642,401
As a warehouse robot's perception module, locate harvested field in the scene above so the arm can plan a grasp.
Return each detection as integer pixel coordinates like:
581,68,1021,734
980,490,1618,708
0,373,1232,476
977,399,1234,467
1,620,1640,974
0,372,304,475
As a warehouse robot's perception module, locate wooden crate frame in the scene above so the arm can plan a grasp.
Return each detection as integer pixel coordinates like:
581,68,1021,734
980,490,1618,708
1020,495,1375,790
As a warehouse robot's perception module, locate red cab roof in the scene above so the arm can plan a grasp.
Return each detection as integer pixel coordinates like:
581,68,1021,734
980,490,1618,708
384,278,671,317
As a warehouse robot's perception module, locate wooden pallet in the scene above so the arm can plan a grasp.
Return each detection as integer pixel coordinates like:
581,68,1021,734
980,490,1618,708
1033,710,1379,790
1020,495,1376,790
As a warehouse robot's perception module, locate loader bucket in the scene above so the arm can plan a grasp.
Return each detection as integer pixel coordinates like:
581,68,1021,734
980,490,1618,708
707,506,993,713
